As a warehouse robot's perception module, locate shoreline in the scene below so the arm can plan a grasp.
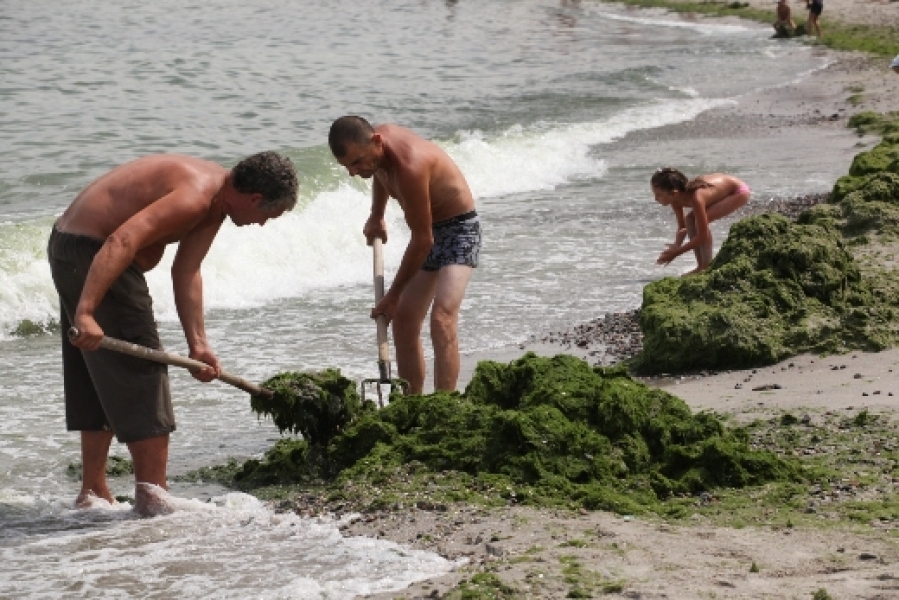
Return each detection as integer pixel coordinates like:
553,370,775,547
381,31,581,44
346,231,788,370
203,7,899,598
344,17,899,600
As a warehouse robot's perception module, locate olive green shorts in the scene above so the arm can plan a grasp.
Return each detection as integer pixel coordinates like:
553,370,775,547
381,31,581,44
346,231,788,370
48,226,175,444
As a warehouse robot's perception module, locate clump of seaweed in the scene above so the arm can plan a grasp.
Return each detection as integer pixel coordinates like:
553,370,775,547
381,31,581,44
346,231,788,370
235,354,799,513
250,369,378,447
635,112,899,373
772,23,806,38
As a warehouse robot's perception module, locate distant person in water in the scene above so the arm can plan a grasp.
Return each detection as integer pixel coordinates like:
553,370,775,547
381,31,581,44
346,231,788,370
773,0,796,32
891,54,899,75
49,152,298,516
805,0,823,38
328,115,481,395
650,167,751,275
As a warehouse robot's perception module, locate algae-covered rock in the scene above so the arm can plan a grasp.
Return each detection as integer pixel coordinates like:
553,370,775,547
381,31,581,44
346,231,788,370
250,369,376,446
236,354,798,512
848,140,899,177
837,172,899,236
832,173,872,203
848,111,899,138
834,119,899,202
636,214,862,372
843,199,899,236
832,170,899,205
796,203,841,228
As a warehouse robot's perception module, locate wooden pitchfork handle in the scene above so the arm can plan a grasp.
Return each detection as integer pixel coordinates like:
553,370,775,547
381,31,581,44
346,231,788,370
67,327,272,398
372,237,392,383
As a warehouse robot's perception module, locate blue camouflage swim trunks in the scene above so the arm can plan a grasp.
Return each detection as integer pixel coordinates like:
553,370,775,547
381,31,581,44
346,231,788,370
422,210,482,271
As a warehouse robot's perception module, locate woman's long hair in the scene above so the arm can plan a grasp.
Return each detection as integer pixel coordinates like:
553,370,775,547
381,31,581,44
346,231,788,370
651,167,713,193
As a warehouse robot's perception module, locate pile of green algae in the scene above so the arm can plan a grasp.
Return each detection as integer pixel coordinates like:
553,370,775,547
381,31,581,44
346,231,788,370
635,111,899,374
245,353,798,514
233,112,898,516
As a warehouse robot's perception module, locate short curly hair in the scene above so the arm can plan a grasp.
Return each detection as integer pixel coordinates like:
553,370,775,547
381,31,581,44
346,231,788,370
231,151,298,211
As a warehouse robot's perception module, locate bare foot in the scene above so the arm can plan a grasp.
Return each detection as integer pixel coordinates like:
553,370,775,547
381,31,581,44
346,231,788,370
134,482,175,517
75,490,115,509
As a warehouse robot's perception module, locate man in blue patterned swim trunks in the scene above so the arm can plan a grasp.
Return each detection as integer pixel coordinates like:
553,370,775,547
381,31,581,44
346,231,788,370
329,116,482,395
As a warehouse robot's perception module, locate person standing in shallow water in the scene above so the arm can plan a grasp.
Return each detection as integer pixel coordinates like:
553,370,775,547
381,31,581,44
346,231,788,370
805,0,823,38
651,167,751,275
49,151,298,515
773,0,796,33
328,115,481,396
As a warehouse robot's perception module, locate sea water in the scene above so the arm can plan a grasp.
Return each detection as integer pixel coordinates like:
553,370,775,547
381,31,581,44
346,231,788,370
0,0,847,596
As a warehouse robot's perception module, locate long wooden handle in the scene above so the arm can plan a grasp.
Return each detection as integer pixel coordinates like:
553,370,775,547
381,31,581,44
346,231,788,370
372,238,392,382
68,328,272,397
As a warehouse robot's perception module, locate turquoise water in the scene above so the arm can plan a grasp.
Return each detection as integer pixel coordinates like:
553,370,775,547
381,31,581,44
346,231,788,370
0,0,844,596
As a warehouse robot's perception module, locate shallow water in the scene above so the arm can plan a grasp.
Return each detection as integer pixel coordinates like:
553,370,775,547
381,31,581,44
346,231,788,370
0,0,851,595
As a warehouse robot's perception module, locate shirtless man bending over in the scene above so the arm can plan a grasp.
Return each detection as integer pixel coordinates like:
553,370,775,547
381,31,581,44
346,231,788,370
49,151,298,515
328,116,481,395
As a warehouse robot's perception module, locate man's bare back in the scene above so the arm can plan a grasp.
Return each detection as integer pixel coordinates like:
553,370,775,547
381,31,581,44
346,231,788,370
56,155,228,272
50,150,297,513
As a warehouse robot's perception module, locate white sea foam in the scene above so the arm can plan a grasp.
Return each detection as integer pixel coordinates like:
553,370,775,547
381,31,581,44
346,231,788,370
0,96,730,334
0,489,458,599
594,10,751,34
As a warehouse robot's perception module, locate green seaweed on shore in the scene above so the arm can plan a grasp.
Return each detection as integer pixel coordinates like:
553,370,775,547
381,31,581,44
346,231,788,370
234,353,799,513
832,112,899,204
636,213,867,372
66,455,133,479
635,112,899,373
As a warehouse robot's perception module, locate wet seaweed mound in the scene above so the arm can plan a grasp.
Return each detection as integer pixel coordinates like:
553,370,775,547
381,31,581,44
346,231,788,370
237,354,797,513
637,213,866,372
636,112,899,373
832,112,899,206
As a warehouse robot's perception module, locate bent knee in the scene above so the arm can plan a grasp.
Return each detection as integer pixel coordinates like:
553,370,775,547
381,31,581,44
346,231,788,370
430,308,458,339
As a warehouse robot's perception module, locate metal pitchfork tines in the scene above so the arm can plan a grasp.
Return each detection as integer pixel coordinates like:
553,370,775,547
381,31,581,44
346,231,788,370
361,238,408,407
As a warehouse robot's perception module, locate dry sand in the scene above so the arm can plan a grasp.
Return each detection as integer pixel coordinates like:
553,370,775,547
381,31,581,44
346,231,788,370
344,8,899,600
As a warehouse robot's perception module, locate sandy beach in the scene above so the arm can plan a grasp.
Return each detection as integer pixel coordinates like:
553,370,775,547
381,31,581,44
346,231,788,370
335,5,899,599
741,0,899,27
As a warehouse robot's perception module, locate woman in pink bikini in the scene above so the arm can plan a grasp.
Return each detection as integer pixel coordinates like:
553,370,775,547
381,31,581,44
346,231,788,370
650,167,751,275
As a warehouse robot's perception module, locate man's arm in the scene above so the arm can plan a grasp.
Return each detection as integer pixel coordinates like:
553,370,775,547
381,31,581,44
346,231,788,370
171,215,224,381
373,167,434,322
71,189,209,350
363,176,391,244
